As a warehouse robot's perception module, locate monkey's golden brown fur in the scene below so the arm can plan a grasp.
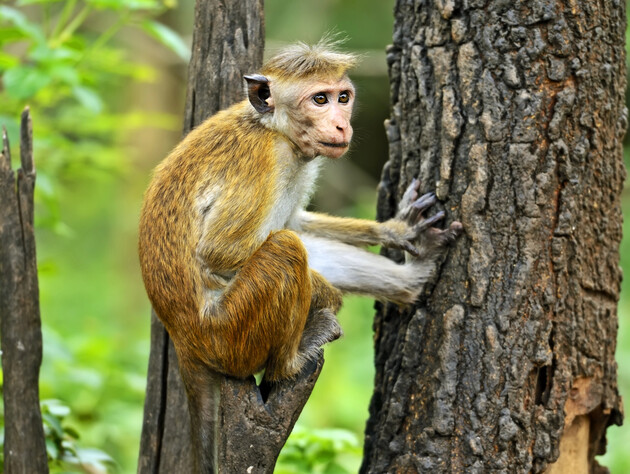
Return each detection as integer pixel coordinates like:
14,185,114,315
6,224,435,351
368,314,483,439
140,37,462,378
139,39,461,473
260,41,358,80
140,100,342,381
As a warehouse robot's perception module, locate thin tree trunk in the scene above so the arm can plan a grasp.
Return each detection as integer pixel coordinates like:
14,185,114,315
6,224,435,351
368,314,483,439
363,0,625,472
137,2,324,472
0,108,49,474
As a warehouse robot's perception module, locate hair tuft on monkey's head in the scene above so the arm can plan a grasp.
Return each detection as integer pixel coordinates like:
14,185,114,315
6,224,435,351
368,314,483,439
261,37,359,81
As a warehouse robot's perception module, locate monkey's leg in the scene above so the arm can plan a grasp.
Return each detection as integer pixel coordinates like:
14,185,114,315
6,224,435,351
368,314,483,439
210,230,316,379
193,230,342,381
178,230,317,474
296,270,343,363
299,234,424,303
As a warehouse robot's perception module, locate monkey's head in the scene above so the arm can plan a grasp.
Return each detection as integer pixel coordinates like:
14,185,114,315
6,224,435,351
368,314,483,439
244,40,359,160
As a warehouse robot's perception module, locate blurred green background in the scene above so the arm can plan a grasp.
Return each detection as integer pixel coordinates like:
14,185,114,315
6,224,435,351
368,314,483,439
0,0,628,472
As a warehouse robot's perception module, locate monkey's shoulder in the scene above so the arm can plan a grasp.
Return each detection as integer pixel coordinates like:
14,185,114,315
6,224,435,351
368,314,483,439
188,101,277,152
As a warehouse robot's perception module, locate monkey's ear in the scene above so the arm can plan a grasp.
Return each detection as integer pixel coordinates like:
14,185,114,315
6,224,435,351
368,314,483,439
244,74,273,114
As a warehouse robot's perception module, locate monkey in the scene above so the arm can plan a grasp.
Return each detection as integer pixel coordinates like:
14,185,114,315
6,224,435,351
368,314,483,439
138,39,462,472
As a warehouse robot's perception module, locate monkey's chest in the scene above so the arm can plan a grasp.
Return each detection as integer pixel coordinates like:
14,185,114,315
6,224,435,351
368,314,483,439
263,182,308,233
260,159,320,235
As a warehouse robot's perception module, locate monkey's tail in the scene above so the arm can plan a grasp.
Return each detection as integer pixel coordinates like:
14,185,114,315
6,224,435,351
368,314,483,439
179,358,221,474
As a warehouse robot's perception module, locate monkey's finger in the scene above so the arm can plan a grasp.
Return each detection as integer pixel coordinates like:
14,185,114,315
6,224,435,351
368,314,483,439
399,177,420,209
407,192,436,223
450,221,464,234
403,177,420,198
401,240,421,257
426,221,464,247
413,211,445,233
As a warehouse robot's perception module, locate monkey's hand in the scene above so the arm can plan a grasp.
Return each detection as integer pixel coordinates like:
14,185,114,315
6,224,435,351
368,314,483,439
380,178,463,257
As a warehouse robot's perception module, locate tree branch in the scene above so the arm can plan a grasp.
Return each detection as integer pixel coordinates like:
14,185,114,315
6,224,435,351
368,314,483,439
0,107,49,474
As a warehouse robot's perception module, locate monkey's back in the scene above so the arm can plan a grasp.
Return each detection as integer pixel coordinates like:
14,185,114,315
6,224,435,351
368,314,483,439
138,101,279,340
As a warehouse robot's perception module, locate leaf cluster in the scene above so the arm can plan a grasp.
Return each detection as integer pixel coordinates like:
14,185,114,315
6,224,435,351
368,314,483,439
0,2,186,472
0,398,115,473
0,0,184,233
276,425,362,474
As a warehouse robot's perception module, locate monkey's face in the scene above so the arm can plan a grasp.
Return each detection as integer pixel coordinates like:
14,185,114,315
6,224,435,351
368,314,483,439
292,77,355,159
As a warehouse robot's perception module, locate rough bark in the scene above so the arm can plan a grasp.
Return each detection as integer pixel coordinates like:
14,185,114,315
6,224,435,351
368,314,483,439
363,0,626,472
137,1,324,472
0,108,49,474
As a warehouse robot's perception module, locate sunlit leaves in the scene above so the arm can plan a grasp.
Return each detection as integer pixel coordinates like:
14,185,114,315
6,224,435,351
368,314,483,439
0,0,185,233
0,5,185,469
38,399,116,473
4,65,53,99
16,0,65,5
141,19,190,61
85,0,163,10
0,5,46,44
276,426,362,474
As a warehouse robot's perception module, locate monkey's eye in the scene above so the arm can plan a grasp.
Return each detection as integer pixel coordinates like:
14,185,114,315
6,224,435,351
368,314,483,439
313,93,328,105
338,91,350,103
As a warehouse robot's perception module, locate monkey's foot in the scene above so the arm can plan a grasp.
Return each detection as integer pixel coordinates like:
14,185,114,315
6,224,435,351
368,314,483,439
314,308,343,344
299,308,343,358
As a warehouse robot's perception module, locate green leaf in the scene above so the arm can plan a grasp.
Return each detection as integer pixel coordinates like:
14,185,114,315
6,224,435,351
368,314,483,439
63,425,81,440
42,413,65,439
3,65,53,99
0,26,30,44
49,64,80,86
0,6,45,44
72,86,103,113
140,19,190,61
45,438,60,460
42,399,71,418
0,52,19,71
30,44,81,63
75,447,115,465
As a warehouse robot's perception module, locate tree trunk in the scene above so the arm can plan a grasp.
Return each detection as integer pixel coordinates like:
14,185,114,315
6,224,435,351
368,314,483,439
0,108,49,474
137,2,325,472
363,0,625,472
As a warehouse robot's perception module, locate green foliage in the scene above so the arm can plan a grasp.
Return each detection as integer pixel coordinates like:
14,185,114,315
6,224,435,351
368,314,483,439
42,399,116,473
1,1,629,473
0,399,115,473
276,426,362,474
0,2,184,472
0,0,182,233
597,170,630,473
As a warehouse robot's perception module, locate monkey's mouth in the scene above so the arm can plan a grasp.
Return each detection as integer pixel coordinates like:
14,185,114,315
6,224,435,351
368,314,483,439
320,142,349,148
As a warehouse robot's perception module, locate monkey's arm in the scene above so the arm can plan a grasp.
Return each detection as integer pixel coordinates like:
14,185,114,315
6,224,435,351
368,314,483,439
299,225,459,305
292,180,445,256
297,179,462,304
299,234,422,303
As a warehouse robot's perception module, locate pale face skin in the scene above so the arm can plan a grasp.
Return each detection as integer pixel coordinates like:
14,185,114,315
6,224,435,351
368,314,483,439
271,77,355,159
